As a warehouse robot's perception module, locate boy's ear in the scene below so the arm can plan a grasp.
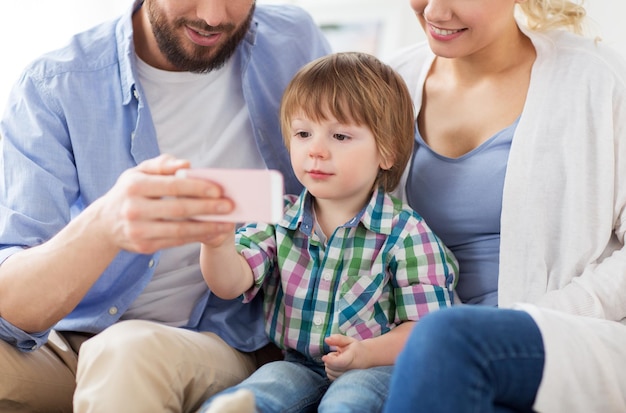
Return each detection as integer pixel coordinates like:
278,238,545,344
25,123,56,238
379,155,394,171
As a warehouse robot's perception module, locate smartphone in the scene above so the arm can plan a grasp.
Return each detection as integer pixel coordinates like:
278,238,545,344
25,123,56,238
176,168,284,224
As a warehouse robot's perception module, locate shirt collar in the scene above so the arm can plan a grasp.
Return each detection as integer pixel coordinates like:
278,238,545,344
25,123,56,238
279,187,396,237
115,0,142,106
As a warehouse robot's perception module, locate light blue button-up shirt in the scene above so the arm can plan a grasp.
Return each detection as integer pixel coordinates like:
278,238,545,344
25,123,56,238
0,1,331,352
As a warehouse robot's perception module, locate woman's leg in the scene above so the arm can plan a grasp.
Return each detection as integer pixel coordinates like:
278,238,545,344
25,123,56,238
383,306,544,413
318,366,393,413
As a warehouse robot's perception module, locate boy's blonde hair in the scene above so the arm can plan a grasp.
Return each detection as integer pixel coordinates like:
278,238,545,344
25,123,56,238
280,52,414,192
516,0,587,35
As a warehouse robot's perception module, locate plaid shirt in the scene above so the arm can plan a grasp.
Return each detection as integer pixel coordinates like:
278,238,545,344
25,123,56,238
236,187,458,359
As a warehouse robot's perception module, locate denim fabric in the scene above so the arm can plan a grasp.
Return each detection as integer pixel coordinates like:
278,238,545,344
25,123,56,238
383,306,544,413
200,350,393,413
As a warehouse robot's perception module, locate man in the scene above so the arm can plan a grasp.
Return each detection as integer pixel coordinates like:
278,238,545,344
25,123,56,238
0,0,330,411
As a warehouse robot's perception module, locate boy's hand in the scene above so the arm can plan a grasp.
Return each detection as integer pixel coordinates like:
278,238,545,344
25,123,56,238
322,334,365,381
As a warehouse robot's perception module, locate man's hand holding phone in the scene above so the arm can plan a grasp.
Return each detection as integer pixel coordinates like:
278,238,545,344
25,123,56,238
175,167,285,224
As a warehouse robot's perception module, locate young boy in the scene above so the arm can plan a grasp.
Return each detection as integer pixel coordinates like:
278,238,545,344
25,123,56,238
197,52,458,413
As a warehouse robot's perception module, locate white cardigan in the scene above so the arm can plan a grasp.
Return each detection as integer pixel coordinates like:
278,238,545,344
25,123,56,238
389,27,626,412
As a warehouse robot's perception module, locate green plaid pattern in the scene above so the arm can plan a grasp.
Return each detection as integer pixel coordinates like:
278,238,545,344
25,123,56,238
236,188,458,359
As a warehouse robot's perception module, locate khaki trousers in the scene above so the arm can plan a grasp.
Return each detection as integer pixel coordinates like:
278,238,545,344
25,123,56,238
0,320,277,413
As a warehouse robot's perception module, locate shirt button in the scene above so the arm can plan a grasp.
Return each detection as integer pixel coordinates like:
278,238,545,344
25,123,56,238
313,316,323,326
148,259,155,268
108,306,118,316
133,89,139,100
322,271,332,281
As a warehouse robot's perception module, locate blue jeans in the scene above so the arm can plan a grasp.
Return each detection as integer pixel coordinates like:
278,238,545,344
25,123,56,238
199,350,393,413
383,306,545,413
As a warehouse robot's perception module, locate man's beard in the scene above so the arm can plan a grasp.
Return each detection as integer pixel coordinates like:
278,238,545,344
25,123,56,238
147,2,255,73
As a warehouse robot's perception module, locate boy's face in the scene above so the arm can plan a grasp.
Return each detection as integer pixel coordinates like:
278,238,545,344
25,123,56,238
287,113,388,205
139,0,255,72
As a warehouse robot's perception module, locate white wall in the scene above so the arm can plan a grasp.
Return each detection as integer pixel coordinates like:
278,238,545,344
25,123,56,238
585,0,626,52
259,0,423,57
0,0,130,117
1,0,625,116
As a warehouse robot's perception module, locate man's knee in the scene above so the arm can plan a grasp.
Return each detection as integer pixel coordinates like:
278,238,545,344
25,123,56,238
79,319,156,358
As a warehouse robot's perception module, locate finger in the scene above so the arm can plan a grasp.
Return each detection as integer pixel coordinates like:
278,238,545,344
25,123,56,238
123,195,235,221
121,171,226,201
116,220,235,254
135,154,190,175
321,352,336,363
324,366,343,382
322,356,337,371
323,351,352,370
324,334,351,348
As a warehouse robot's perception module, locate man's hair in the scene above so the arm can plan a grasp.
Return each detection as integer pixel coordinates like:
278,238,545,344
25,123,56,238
280,52,415,192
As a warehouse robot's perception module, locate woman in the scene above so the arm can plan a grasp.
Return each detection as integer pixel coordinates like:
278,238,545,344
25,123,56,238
384,0,626,412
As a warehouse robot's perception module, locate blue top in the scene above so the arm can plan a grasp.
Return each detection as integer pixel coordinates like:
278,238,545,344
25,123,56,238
406,119,517,306
0,0,331,352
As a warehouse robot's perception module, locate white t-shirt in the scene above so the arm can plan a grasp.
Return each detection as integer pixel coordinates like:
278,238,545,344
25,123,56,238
121,55,266,326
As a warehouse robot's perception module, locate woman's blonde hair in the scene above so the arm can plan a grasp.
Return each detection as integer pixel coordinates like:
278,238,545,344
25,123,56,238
280,52,415,192
516,0,588,35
